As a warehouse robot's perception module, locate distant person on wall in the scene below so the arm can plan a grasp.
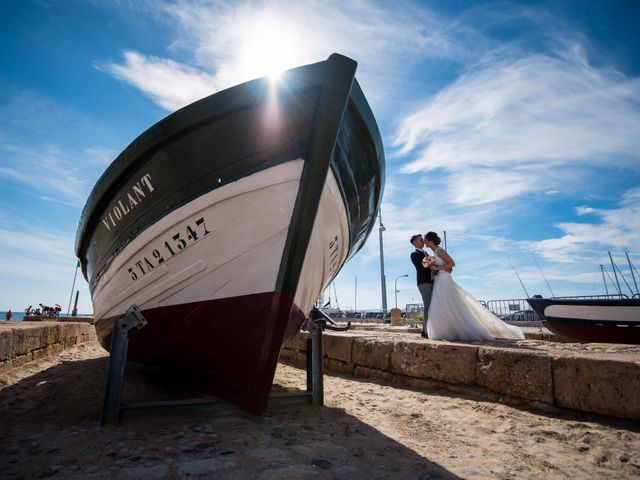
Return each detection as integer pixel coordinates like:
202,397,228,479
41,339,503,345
423,231,524,341
5,310,12,321
410,234,434,338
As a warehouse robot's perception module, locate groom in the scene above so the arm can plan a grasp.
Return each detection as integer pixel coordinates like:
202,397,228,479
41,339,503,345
410,234,434,338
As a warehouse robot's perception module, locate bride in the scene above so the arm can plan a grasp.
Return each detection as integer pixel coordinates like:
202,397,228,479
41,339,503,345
423,231,524,341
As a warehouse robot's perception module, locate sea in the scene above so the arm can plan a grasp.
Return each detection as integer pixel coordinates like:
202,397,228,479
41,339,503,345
1,311,26,321
0,311,93,321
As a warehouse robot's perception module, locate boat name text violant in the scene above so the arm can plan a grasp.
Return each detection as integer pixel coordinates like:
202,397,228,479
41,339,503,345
102,173,155,231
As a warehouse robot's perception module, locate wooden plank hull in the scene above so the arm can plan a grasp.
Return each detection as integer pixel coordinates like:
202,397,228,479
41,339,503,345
76,54,385,413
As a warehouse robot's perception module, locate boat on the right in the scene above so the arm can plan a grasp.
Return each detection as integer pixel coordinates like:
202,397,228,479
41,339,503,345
527,297,640,344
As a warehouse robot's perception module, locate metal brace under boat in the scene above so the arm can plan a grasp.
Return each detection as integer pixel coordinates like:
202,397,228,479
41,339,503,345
100,305,347,426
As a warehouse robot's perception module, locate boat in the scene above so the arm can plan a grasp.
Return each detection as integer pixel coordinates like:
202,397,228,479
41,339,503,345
75,53,385,414
527,297,640,344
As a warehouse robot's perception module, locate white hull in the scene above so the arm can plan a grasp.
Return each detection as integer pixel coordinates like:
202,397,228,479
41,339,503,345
545,304,640,323
91,160,349,325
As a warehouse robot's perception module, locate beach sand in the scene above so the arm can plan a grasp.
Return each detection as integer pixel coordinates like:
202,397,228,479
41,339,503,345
0,341,639,479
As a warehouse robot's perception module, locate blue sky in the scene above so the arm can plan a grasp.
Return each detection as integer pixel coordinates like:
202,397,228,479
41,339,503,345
1,0,639,314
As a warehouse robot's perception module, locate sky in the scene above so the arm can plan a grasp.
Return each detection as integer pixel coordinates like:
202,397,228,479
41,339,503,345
1,0,639,315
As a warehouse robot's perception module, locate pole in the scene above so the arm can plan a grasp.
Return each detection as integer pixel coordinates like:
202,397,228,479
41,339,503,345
600,265,609,295
354,275,357,312
443,230,447,250
394,274,409,309
608,251,622,295
378,210,388,313
72,290,79,317
626,252,639,296
67,260,80,316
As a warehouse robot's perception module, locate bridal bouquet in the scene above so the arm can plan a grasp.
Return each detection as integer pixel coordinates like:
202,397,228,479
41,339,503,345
422,255,436,268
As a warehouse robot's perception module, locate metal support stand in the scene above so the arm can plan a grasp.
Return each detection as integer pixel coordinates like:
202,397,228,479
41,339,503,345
100,305,349,425
303,306,350,406
304,317,324,406
101,305,147,426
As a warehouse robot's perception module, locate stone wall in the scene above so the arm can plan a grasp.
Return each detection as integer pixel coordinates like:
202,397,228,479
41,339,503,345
280,331,640,419
0,322,97,372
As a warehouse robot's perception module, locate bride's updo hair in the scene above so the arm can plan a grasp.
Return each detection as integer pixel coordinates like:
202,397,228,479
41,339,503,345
425,231,441,245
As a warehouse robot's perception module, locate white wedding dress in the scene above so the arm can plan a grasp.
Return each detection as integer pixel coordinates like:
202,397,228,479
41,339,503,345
426,247,524,341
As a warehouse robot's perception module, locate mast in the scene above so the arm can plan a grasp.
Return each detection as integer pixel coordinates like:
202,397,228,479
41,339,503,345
531,251,555,297
608,251,622,295
508,257,530,298
600,265,609,295
626,252,639,296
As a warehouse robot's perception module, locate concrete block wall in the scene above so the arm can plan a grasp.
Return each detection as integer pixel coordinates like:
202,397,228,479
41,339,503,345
280,331,640,419
0,322,97,373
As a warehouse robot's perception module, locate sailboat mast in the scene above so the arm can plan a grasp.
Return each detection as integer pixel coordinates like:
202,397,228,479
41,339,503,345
608,251,622,295
626,252,639,296
600,265,609,295
531,251,555,297
508,257,530,298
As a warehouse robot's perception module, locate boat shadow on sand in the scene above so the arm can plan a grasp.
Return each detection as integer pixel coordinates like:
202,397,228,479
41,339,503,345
0,354,460,480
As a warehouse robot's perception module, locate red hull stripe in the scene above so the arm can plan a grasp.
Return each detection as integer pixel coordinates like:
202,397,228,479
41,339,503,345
95,291,306,414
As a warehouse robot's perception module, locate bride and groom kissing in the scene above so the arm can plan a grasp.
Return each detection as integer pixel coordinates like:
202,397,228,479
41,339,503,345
410,231,524,341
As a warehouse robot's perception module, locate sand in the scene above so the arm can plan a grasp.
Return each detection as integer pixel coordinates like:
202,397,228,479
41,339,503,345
0,341,639,479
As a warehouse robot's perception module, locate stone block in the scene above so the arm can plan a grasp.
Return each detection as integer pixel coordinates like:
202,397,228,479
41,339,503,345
324,333,355,363
354,365,394,382
553,356,640,419
476,346,553,403
325,358,354,375
352,337,394,372
11,329,28,356
0,330,12,362
283,331,309,352
391,340,478,385
43,325,60,345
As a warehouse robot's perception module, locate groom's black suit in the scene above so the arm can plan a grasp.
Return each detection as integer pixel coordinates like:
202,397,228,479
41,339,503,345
410,249,434,338
410,249,433,285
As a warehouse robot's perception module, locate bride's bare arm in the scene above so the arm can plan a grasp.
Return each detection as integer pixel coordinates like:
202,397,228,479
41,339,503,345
430,248,455,272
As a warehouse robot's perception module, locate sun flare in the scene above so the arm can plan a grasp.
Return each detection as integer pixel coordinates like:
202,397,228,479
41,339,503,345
237,19,301,81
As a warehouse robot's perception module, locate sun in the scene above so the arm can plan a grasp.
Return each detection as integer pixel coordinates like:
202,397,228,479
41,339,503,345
237,19,301,81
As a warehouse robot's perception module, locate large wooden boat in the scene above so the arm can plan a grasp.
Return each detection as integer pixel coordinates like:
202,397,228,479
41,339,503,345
527,297,640,344
75,54,385,414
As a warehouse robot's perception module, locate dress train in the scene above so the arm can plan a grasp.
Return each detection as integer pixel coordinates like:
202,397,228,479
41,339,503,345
426,252,524,341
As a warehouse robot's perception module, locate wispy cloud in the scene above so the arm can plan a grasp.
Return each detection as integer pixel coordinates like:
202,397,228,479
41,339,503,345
534,187,640,262
97,0,466,112
395,51,640,175
96,51,220,111
0,89,114,207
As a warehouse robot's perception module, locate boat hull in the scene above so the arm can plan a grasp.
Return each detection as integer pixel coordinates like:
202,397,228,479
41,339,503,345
76,53,385,414
527,298,640,344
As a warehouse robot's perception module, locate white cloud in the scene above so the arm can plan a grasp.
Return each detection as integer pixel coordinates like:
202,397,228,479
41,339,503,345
84,146,119,166
0,89,117,207
397,51,640,171
533,187,640,262
97,0,466,113
575,205,596,216
97,51,220,111
0,141,89,206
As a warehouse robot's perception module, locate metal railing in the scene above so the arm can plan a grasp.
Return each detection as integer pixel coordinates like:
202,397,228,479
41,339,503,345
325,293,634,325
